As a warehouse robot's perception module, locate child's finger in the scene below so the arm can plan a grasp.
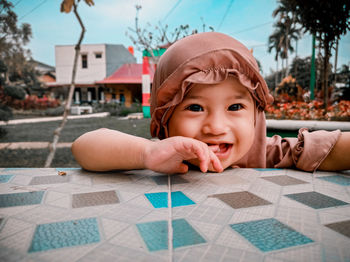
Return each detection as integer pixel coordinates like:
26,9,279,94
181,140,209,172
192,142,211,173
176,162,189,173
209,150,223,172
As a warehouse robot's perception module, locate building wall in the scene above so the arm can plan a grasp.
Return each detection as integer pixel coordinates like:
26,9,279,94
55,44,136,85
105,45,136,77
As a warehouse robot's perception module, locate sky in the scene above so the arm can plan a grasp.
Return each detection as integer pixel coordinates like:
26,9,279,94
12,0,350,77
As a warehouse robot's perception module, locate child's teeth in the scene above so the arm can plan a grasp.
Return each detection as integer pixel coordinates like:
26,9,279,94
208,144,220,152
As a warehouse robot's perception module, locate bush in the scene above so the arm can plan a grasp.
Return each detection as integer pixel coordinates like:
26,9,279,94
0,104,11,138
265,100,350,121
0,104,13,121
10,95,61,110
95,102,142,116
4,85,26,100
0,127,7,138
44,106,65,116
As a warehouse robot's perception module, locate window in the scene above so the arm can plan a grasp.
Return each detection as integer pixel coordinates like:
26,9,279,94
81,54,88,68
95,52,102,59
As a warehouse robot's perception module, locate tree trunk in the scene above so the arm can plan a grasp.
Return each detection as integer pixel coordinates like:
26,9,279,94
286,56,289,77
45,3,86,167
322,40,330,112
275,56,279,92
333,39,339,85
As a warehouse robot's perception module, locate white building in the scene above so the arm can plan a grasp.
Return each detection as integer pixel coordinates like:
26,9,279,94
53,44,136,103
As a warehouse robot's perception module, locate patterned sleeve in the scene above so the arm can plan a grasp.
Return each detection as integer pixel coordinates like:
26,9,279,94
266,128,341,172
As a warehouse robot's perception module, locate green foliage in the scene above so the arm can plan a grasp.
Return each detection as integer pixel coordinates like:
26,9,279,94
4,84,26,100
291,0,350,47
95,102,142,116
0,0,40,93
44,106,65,116
0,103,12,122
0,59,7,73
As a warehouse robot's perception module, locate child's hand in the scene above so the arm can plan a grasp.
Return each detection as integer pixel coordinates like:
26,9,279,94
143,136,223,174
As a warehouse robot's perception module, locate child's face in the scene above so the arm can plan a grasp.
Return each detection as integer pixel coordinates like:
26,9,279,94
168,76,256,171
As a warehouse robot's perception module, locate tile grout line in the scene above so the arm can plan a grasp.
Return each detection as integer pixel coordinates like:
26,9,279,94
167,174,173,262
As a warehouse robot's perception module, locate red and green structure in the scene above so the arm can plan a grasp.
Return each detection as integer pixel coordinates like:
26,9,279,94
142,56,151,118
142,48,166,118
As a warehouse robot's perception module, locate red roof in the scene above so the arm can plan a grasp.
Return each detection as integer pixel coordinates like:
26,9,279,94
97,63,154,84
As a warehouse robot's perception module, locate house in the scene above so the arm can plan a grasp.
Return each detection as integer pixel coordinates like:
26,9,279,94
52,44,136,103
32,59,55,76
97,63,154,107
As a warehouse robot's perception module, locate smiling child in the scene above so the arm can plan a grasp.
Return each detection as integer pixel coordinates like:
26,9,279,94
72,32,350,173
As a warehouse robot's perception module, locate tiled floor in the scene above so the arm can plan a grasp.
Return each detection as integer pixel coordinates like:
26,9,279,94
0,167,349,261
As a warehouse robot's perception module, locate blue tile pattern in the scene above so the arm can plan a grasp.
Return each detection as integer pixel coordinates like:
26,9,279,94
0,191,45,208
0,174,14,183
317,175,350,186
56,168,81,172
136,218,206,252
0,167,348,261
285,191,348,209
28,217,100,252
172,218,206,249
230,218,313,252
3,168,36,171
254,168,282,171
145,191,195,208
136,220,168,251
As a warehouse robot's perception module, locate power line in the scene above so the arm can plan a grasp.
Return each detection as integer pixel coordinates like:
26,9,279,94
18,0,47,21
13,0,22,7
217,0,234,31
232,21,273,35
162,0,183,23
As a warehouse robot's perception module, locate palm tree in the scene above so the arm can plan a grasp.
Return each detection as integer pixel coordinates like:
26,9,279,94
268,29,283,90
272,0,301,77
276,20,300,77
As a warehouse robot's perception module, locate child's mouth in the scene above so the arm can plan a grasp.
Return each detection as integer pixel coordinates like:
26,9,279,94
207,143,232,157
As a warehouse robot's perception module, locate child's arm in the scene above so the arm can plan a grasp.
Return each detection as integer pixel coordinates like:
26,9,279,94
318,132,350,170
71,128,223,173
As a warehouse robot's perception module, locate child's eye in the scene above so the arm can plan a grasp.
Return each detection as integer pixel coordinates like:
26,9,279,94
186,104,203,112
228,104,243,111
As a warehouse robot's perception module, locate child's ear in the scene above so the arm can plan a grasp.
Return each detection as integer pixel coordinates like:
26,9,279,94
250,48,253,54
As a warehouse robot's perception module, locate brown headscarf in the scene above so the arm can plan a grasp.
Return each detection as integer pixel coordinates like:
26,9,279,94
150,32,274,168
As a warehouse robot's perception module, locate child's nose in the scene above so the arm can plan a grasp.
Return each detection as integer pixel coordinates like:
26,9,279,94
202,112,229,135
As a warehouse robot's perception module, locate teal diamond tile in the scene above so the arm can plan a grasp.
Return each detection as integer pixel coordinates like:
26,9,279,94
0,191,45,208
136,218,206,252
56,168,81,172
317,175,350,186
0,174,14,183
145,191,195,208
254,168,282,171
230,218,313,252
28,217,100,252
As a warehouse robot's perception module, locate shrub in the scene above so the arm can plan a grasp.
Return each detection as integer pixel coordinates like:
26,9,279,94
0,104,13,122
44,106,65,116
95,102,142,116
265,100,350,121
4,85,26,100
